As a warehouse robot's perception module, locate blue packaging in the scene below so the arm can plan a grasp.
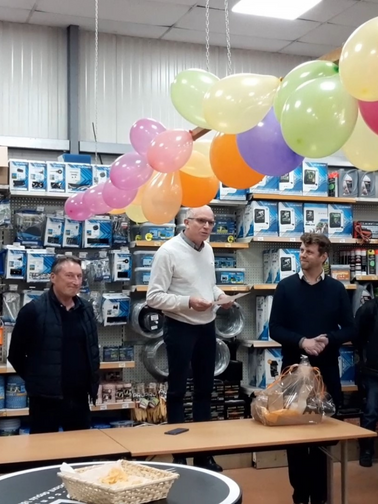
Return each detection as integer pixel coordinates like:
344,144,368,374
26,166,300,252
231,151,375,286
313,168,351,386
5,246,27,280
218,184,246,200
138,223,175,241
278,165,303,194
278,202,304,237
59,153,92,164
327,204,353,237
134,267,151,285
339,347,355,384
63,218,83,248
248,175,278,194
84,217,112,248
47,162,66,193
249,348,282,388
133,251,156,268
302,161,328,196
272,249,301,283
44,215,65,247
28,161,47,192
9,160,29,191
245,201,278,237
26,249,55,283
93,164,111,185
215,268,245,285
5,375,27,409
111,250,132,282
119,345,134,362
214,254,236,268
66,163,93,193
102,293,130,326
0,376,4,410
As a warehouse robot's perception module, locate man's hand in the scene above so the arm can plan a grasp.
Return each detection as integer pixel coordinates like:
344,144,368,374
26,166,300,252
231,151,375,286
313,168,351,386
217,294,234,310
301,337,327,356
189,297,213,312
315,334,329,349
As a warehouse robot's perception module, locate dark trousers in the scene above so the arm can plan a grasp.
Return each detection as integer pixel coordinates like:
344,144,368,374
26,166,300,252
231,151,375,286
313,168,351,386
29,396,91,434
360,374,378,454
286,365,341,504
164,317,216,424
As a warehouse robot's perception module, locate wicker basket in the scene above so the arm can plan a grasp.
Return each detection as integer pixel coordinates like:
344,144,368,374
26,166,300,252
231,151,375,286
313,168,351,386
58,460,179,504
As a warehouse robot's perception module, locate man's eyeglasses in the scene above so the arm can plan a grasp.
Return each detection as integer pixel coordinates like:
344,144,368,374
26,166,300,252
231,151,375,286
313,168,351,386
187,217,215,227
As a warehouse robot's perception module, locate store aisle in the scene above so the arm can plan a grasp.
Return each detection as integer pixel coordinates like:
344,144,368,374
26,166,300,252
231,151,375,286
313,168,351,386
225,462,377,504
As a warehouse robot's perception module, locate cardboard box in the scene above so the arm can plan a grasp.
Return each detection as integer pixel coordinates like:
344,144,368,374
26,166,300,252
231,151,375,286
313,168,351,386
303,203,328,235
249,175,279,194
278,165,302,195
339,168,359,197
9,159,28,191
358,171,377,198
249,348,282,388
339,347,356,384
278,202,304,237
302,161,328,196
246,201,278,237
328,204,353,237
272,249,300,283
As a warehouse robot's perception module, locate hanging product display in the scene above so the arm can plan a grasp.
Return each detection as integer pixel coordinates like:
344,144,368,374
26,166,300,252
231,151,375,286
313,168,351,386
215,302,245,339
130,301,164,339
142,339,169,381
214,338,231,376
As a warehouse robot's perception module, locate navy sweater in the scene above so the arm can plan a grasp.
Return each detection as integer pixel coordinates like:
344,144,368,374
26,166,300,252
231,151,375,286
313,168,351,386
269,274,356,370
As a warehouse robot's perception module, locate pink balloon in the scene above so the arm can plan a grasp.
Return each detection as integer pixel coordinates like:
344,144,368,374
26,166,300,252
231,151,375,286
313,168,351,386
64,193,93,221
82,182,112,214
130,118,166,157
359,100,378,135
110,152,153,191
102,179,137,209
147,129,193,173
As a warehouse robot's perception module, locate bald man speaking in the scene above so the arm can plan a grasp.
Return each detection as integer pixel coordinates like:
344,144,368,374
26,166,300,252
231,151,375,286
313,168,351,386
147,206,233,472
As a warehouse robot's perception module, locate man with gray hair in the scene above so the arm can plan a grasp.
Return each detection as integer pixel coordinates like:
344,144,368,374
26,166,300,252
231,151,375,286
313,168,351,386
147,205,233,472
9,256,100,434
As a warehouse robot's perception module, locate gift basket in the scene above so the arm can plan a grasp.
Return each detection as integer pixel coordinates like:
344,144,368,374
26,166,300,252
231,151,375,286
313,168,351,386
58,459,179,504
251,355,335,426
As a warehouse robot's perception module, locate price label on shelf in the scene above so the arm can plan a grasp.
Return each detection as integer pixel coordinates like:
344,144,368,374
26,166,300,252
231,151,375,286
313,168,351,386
338,239,346,243
100,404,108,410
122,402,133,409
118,362,126,368
257,237,264,241
289,238,297,242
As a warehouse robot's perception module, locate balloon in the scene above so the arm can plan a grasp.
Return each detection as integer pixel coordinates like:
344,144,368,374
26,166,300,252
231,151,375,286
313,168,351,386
125,180,148,223
359,100,378,136
339,17,378,101
109,207,127,215
129,118,165,157
281,75,358,158
102,179,137,209
342,113,378,172
274,60,338,121
180,171,219,207
210,133,264,189
203,73,280,134
237,109,303,176
64,193,93,221
193,140,211,157
147,129,193,173
82,182,112,214
171,68,219,128
110,152,153,191
142,171,182,224
180,151,213,178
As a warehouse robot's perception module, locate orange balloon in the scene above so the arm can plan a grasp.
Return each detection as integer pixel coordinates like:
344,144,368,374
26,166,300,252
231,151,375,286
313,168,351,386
180,171,219,207
141,171,182,224
109,207,127,215
210,133,264,189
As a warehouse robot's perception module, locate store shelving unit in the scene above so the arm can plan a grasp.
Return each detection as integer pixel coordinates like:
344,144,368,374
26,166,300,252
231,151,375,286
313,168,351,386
0,361,135,374
252,283,356,290
0,401,136,418
131,284,252,293
130,240,249,249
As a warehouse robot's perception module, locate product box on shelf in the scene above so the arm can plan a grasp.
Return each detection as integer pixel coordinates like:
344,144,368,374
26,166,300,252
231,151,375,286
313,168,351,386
302,161,328,196
93,164,111,185
4,245,27,280
245,201,278,237
225,399,246,420
338,347,355,384
271,249,300,283
215,268,245,285
256,296,272,340
63,218,83,248
327,204,353,237
278,202,304,237
0,146,8,185
28,161,47,192
101,293,130,326
358,170,377,198
26,248,55,283
110,250,132,282
66,163,93,193
278,165,303,195
236,207,245,241
9,160,29,191
262,250,273,283
249,348,282,389
303,203,328,234
44,215,65,247
83,217,112,248
248,175,279,194
22,289,45,306
47,162,66,193
338,168,359,197
214,253,236,268
217,184,246,200
212,214,236,243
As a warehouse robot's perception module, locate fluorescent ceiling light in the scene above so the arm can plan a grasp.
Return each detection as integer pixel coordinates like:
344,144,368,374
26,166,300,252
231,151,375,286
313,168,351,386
232,0,322,21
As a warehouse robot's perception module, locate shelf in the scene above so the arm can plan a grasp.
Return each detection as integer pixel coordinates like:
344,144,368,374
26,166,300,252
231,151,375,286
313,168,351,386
252,283,356,290
241,384,357,394
90,402,135,412
0,408,29,417
10,190,68,199
100,361,135,369
241,340,281,348
0,366,15,374
131,285,252,293
354,275,378,282
250,194,356,204
0,184,9,190
341,384,358,393
210,199,246,207
130,240,249,249
249,236,357,244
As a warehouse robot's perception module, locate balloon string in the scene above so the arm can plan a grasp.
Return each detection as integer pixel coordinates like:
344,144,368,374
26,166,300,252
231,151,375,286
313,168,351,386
224,0,232,75
94,0,99,165
205,0,210,72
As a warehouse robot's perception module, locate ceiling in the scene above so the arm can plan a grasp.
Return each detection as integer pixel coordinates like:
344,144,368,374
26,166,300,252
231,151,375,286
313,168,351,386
0,0,377,57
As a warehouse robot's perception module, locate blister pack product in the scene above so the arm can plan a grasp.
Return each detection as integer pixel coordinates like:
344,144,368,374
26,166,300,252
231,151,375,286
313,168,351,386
44,215,65,247
5,246,27,279
47,162,66,192
9,160,29,191
0,200,11,228
101,293,130,326
2,292,21,324
28,161,47,192
63,218,83,248
110,250,132,282
66,163,93,193
15,210,45,246
112,215,129,245
87,255,111,283
22,289,45,306
83,217,112,248
26,249,56,283
93,164,110,185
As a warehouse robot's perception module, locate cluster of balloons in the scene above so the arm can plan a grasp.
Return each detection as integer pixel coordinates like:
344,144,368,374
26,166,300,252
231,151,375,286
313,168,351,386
65,16,378,225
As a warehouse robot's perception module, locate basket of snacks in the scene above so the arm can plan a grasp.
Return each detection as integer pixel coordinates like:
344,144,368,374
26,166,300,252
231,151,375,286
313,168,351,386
58,459,179,504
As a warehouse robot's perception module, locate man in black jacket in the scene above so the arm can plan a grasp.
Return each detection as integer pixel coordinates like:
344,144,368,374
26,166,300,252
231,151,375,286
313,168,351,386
355,299,378,467
269,233,355,504
8,256,100,434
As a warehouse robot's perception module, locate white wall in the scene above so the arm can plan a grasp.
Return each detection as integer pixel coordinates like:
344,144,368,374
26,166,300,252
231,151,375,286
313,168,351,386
0,22,67,140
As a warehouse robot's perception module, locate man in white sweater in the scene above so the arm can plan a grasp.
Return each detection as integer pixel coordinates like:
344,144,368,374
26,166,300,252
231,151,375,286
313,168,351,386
147,205,233,472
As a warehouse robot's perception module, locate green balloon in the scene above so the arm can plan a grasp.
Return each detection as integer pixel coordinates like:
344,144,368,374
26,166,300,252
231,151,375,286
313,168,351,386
171,68,219,129
274,60,338,122
281,75,358,158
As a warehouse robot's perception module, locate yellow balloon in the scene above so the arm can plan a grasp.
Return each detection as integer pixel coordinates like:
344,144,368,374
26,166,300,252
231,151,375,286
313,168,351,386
339,17,378,101
342,113,378,172
109,207,127,215
203,73,280,134
126,204,148,223
142,171,182,225
180,151,213,178
193,140,211,157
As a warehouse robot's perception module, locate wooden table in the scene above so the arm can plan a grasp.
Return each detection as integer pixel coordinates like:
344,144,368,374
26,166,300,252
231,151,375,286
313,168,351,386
102,418,376,504
0,429,128,467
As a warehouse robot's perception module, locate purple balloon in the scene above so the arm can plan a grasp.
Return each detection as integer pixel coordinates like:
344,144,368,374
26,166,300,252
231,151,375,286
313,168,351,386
110,152,153,191
64,193,93,221
236,108,304,176
130,118,166,157
102,179,137,209
82,182,113,214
